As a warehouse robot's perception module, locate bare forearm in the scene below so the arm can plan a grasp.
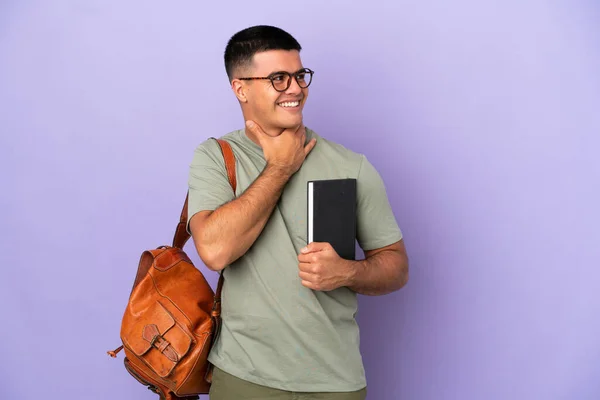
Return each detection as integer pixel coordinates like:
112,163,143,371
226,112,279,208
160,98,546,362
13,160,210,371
347,250,409,296
198,165,290,270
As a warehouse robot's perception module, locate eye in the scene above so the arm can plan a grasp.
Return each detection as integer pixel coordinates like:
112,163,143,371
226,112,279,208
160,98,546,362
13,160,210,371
271,74,286,82
296,72,306,82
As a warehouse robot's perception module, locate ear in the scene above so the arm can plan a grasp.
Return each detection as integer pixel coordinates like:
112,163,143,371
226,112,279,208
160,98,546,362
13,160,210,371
231,79,248,103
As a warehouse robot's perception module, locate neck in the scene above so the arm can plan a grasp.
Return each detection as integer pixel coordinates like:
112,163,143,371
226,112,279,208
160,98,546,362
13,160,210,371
245,126,288,149
241,114,285,147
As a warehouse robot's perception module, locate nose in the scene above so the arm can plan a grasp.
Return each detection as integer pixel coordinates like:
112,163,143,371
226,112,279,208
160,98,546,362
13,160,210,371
285,76,302,95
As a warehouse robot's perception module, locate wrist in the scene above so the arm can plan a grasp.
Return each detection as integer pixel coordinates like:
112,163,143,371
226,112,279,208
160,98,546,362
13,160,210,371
265,162,293,180
344,259,362,288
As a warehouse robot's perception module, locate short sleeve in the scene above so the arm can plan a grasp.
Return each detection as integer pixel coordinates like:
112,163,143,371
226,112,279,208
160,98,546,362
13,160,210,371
186,139,236,233
355,155,403,251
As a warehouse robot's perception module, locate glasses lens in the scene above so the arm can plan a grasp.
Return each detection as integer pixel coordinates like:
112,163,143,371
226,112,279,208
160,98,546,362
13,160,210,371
295,69,312,88
271,73,290,92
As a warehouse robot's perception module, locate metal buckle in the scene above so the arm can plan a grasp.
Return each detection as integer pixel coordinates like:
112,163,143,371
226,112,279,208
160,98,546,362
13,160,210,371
150,334,161,347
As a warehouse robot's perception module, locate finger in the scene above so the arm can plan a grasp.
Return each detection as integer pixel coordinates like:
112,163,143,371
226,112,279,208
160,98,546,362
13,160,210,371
298,252,320,264
298,261,315,272
285,124,304,140
298,252,321,263
301,241,328,254
245,120,267,139
304,138,317,157
298,253,311,262
301,280,317,290
298,271,314,281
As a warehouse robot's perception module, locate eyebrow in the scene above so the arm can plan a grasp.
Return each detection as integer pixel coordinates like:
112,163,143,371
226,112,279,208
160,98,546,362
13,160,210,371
268,68,306,75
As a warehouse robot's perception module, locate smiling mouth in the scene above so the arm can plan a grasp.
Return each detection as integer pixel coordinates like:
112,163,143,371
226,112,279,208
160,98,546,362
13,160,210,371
277,101,301,108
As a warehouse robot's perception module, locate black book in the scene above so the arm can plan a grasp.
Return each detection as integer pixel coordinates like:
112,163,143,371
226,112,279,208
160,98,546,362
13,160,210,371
307,178,357,260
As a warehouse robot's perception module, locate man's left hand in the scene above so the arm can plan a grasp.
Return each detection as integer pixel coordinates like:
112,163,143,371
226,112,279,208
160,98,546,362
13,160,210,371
297,242,354,291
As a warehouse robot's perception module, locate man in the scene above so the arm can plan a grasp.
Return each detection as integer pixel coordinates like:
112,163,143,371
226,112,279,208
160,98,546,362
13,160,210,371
187,25,408,400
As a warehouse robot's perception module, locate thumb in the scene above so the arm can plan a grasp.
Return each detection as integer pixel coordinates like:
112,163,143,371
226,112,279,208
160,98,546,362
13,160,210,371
245,120,267,139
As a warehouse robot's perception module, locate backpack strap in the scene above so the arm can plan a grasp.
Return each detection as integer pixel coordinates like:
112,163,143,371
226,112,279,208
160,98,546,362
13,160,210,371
172,138,237,249
171,138,236,340
208,139,236,322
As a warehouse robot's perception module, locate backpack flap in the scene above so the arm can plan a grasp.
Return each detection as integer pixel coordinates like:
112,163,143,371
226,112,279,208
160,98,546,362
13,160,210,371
123,300,193,378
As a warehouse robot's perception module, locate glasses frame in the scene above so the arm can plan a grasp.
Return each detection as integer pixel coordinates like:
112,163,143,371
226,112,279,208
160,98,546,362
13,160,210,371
237,68,314,92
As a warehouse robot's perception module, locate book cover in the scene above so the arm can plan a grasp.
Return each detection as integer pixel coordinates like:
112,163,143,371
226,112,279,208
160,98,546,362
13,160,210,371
307,178,357,260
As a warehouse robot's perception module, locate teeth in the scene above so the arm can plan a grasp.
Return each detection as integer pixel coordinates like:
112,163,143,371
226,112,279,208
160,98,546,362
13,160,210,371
279,101,299,108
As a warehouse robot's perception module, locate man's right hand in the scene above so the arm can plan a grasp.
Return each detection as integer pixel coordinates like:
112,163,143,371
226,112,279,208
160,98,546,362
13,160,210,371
246,120,317,176
191,121,317,271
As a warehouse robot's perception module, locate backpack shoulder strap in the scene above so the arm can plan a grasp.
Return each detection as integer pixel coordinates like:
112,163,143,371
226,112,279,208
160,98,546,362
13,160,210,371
172,138,237,249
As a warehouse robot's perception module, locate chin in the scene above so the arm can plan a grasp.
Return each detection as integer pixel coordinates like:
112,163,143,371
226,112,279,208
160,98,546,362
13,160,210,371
279,115,303,129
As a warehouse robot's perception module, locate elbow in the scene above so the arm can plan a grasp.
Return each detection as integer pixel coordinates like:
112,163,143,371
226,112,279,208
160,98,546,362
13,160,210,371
398,266,409,289
396,256,409,290
399,257,408,289
195,242,230,272
189,212,232,271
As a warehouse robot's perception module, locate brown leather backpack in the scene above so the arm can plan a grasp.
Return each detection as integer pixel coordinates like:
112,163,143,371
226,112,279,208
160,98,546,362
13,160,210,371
107,138,237,400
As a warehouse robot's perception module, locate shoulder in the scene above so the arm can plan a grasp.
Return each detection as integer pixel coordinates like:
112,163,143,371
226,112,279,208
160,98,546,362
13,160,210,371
305,128,387,184
190,130,240,166
308,127,365,166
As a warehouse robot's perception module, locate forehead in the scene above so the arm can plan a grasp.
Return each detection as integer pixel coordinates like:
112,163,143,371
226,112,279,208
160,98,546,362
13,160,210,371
250,50,303,75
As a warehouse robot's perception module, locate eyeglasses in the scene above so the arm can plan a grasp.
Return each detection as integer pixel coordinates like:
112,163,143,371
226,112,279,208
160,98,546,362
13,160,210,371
237,68,314,92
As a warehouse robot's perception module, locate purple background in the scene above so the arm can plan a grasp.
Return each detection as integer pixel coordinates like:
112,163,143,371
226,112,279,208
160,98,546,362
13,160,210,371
1,1,599,399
